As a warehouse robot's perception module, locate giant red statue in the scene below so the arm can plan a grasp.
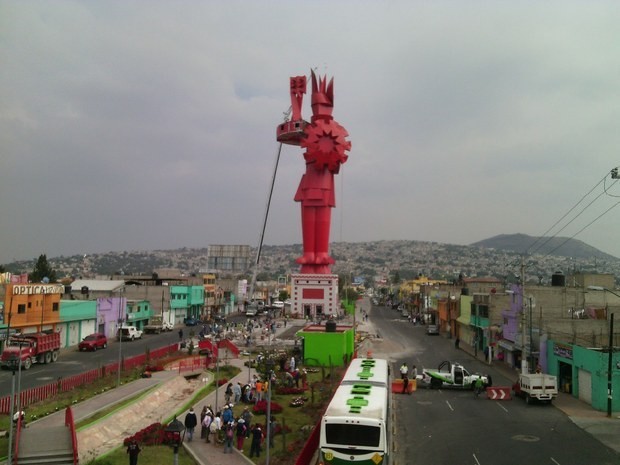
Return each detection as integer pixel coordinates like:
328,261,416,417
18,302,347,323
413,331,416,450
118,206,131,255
277,70,351,274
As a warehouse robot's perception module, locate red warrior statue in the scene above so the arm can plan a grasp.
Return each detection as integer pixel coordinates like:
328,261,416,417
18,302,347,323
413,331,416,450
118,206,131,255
277,70,351,274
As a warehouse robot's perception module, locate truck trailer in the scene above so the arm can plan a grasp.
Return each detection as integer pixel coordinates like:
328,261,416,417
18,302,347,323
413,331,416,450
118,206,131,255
0,332,61,370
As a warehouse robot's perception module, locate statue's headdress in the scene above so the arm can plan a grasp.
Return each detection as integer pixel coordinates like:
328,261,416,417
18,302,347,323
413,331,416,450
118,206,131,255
310,70,333,120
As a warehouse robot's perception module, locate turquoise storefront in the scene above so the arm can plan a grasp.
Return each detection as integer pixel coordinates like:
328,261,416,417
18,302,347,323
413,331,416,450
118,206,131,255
547,339,620,413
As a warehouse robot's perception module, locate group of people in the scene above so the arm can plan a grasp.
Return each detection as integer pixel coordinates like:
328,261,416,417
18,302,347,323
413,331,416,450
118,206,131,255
179,403,273,457
399,362,418,394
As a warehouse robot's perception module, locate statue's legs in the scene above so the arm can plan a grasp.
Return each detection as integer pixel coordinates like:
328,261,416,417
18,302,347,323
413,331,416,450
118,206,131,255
296,206,316,265
314,206,334,265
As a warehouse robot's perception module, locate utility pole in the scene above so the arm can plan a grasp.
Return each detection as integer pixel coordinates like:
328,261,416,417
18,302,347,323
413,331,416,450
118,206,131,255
520,256,528,373
608,312,614,418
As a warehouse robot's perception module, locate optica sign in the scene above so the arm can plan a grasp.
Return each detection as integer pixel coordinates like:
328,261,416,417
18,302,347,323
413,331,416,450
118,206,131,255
11,284,64,295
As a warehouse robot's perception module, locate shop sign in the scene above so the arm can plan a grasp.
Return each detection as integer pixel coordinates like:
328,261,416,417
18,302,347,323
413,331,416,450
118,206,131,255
553,343,573,360
12,284,64,295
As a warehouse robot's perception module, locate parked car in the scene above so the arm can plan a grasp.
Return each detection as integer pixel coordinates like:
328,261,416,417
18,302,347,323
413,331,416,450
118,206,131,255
426,324,439,335
79,333,108,351
183,317,199,326
272,300,285,309
116,326,143,341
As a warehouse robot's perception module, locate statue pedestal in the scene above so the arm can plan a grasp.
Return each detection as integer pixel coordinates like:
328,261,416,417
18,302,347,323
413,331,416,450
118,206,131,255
290,273,339,320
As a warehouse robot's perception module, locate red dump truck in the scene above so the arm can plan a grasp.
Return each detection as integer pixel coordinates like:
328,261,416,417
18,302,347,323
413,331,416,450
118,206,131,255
0,332,61,370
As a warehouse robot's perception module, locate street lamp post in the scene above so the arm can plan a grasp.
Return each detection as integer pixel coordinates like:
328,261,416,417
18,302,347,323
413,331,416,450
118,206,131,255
165,417,186,465
587,286,618,417
214,334,221,413
265,359,275,465
7,368,16,465
117,289,124,387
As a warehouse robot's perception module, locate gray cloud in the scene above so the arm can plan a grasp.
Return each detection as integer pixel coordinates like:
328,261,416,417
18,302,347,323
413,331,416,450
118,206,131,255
2,1,620,264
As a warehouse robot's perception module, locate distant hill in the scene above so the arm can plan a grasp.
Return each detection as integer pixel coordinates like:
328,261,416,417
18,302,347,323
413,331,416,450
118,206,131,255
471,233,618,260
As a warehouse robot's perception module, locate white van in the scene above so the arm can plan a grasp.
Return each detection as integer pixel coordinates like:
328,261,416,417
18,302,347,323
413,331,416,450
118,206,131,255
246,304,258,317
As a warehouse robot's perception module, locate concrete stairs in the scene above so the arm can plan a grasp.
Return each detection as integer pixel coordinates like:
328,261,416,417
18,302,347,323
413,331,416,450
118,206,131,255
16,425,75,465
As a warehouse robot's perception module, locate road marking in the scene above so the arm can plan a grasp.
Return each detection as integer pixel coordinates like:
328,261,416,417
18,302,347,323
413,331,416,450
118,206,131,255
495,402,508,413
551,458,560,465
445,400,454,411
473,453,481,465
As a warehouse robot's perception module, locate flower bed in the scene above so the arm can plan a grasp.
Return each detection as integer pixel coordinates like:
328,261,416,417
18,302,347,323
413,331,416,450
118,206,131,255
253,399,283,415
123,422,169,446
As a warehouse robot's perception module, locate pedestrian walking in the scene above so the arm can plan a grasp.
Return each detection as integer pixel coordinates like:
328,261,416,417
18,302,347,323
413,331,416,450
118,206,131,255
399,362,408,380
200,406,208,439
202,411,213,443
242,406,253,438
184,407,198,442
249,424,263,458
178,328,183,341
223,422,235,453
126,439,141,465
225,383,233,404
402,375,409,394
236,418,247,450
233,382,242,403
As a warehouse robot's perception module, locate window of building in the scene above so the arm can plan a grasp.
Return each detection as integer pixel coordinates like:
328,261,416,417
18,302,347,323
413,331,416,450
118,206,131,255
53,302,59,312
18,304,26,314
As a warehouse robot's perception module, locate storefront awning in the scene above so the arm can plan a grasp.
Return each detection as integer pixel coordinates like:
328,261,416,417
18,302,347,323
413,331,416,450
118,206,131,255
498,339,515,351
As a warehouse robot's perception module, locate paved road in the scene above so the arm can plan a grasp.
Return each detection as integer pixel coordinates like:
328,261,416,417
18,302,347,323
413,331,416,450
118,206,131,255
363,301,620,465
0,329,181,394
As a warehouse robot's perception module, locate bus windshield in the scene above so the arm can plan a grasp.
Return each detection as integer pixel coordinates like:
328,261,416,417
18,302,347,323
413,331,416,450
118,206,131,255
325,424,380,447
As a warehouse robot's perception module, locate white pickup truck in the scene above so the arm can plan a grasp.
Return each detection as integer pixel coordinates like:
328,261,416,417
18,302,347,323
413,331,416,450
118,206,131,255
143,317,174,334
513,373,558,404
116,326,143,341
421,360,492,390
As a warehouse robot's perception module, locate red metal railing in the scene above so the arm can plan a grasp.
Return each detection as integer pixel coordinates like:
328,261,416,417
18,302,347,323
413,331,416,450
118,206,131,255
0,343,179,414
65,406,79,465
295,421,320,465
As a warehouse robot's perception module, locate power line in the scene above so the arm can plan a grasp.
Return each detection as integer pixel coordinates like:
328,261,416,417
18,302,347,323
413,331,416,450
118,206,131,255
511,167,619,265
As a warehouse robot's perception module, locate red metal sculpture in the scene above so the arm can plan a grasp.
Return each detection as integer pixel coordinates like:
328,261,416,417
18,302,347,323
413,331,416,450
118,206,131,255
277,70,351,274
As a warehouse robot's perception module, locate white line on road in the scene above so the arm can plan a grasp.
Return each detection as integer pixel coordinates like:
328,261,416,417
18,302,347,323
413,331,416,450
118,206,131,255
445,400,454,411
473,453,481,465
551,457,561,465
495,402,508,413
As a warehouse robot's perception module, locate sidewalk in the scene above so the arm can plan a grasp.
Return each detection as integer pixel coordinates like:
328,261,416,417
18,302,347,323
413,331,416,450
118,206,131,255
24,317,309,465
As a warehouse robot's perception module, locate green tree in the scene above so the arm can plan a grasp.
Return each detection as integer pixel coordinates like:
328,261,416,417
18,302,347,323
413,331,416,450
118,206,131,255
30,254,57,283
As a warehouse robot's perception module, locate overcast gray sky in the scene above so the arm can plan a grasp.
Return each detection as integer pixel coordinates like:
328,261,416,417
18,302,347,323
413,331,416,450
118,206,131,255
2,1,620,265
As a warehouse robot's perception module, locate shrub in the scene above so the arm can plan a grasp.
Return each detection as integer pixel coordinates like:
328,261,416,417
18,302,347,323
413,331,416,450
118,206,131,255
123,422,168,446
276,387,306,395
253,400,283,415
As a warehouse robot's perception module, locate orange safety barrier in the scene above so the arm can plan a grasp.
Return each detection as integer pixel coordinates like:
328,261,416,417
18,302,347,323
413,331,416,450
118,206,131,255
391,379,416,394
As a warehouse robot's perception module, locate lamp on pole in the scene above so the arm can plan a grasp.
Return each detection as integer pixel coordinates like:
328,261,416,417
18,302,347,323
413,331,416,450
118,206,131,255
7,367,16,465
587,286,618,417
214,333,221,413
265,358,275,465
165,417,186,465
117,288,124,387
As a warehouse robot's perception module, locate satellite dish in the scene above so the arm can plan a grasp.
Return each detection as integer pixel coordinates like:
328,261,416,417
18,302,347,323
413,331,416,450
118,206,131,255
42,277,50,284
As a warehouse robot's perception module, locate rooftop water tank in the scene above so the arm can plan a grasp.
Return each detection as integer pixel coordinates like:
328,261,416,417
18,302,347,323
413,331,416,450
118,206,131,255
551,271,565,287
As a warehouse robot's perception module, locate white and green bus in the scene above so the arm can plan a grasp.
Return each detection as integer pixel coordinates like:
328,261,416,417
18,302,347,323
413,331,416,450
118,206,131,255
319,358,391,465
